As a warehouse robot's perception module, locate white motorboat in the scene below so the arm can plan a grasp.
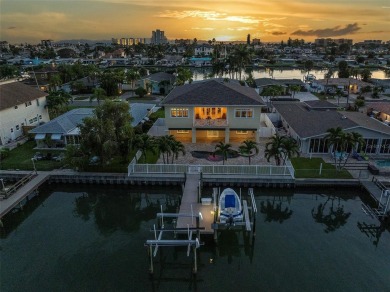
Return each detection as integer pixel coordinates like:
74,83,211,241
218,188,243,225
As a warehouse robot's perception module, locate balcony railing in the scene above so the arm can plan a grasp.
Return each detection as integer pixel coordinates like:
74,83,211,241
193,119,228,127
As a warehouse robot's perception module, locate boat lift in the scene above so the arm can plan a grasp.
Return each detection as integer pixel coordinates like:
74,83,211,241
362,189,390,219
212,188,258,242
145,207,204,274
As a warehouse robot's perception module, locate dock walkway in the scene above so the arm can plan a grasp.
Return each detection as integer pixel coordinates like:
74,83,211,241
176,173,213,234
0,172,50,219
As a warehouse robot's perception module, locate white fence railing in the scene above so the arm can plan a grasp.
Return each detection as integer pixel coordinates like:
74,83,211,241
128,163,294,178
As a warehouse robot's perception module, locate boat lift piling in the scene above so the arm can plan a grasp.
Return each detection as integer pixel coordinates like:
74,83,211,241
145,210,204,274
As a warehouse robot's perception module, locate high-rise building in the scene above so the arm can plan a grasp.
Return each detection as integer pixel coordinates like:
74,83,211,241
151,29,168,44
247,34,251,45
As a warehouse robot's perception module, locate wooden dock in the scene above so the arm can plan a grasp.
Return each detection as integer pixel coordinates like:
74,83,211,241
176,173,214,234
0,173,50,219
360,177,390,218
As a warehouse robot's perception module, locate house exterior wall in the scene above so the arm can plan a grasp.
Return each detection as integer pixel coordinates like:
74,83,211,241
0,96,49,145
164,105,263,143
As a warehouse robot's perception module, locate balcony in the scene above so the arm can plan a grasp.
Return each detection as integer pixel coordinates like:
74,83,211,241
194,118,228,127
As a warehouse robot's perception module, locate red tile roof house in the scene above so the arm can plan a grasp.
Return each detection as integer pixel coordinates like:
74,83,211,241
0,81,50,146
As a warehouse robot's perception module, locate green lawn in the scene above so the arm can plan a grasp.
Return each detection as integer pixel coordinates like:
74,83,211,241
0,141,65,171
149,108,165,119
291,157,353,179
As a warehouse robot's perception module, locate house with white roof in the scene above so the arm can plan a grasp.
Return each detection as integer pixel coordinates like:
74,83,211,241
0,81,50,146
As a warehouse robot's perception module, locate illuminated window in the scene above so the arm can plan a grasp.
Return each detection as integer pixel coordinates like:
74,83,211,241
207,130,219,137
177,130,189,134
235,108,253,118
236,131,248,134
171,108,189,118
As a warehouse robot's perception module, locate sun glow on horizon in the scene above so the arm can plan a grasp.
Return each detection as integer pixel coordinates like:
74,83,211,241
1,0,389,43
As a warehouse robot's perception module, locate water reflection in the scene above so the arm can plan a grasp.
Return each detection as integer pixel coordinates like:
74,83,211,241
260,198,293,223
73,191,180,235
312,196,351,233
357,218,390,247
213,230,255,265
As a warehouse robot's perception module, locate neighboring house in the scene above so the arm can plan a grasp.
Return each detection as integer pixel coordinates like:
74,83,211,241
371,78,390,94
194,44,214,56
27,66,59,92
161,79,267,143
366,102,390,125
272,101,390,155
254,78,304,95
61,76,99,93
311,78,373,94
28,103,156,149
0,81,49,146
188,57,212,67
29,108,93,149
140,72,176,95
254,78,287,94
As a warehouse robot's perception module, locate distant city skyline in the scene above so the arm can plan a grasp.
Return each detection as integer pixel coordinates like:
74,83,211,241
1,0,390,44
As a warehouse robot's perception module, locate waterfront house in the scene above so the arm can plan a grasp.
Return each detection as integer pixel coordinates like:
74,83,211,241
367,102,390,126
160,79,269,143
311,78,373,94
28,103,157,149
272,101,390,155
140,72,176,95
0,81,50,146
194,44,213,56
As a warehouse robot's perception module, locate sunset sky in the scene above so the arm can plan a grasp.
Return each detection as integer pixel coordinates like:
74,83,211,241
1,0,390,44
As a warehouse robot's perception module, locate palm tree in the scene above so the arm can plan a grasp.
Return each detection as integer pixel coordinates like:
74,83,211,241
170,139,186,164
133,134,155,163
156,135,172,164
214,142,232,165
289,84,301,99
264,135,285,166
90,87,107,104
49,74,63,91
238,140,259,165
126,69,140,89
280,137,300,164
46,90,72,118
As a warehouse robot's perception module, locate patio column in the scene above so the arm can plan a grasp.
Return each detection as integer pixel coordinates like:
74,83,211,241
192,128,196,143
225,128,230,143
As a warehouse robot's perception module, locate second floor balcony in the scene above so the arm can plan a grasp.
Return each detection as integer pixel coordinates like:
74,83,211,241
194,118,228,127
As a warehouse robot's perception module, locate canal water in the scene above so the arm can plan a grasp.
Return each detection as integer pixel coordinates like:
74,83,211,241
191,68,389,82
1,184,389,291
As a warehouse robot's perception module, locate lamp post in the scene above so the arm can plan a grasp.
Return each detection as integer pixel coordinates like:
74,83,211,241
0,178,4,191
31,158,37,174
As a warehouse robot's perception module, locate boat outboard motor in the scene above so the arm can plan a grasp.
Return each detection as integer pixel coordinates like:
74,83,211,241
228,215,234,226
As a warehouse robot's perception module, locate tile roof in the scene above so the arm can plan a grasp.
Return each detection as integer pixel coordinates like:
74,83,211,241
304,100,339,110
130,103,158,126
29,103,156,133
366,102,390,115
162,79,265,106
314,78,372,87
144,72,175,83
273,102,358,138
29,108,93,134
0,81,48,111
341,111,390,135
